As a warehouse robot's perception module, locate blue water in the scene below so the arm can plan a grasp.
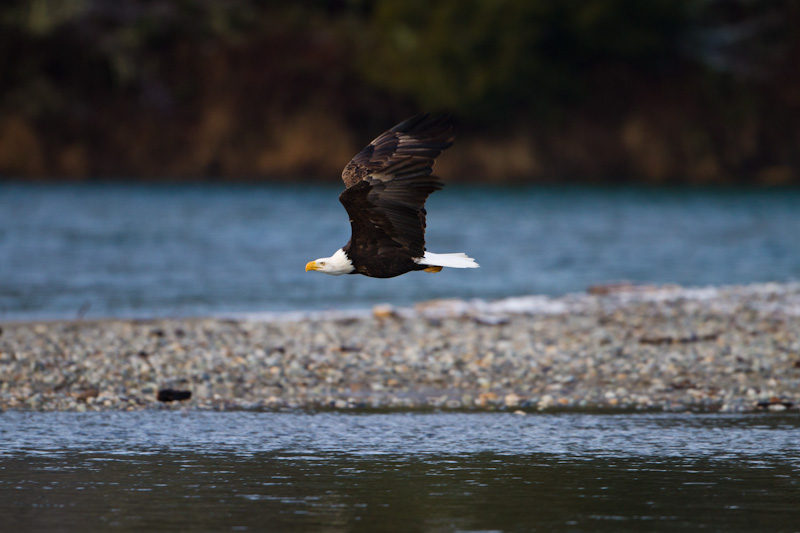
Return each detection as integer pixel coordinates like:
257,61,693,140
2,411,799,460
1,183,799,320
1,412,799,531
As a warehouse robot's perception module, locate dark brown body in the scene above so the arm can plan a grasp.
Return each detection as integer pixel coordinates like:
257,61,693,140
337,114,453,278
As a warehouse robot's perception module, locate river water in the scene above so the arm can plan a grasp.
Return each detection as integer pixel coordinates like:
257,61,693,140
1,411,799,531
2,183,799,320
3,184,800,531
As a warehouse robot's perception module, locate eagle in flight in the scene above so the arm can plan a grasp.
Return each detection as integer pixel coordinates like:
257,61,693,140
305,114,478,278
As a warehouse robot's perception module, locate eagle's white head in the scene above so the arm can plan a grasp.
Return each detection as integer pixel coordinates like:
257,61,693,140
305,248,354,276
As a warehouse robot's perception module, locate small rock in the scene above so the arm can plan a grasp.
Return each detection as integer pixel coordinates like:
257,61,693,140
74,388,99,402
504,393,521,407
372,304,396,319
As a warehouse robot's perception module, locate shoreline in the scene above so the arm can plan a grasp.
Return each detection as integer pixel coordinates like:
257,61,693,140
1,282,799,413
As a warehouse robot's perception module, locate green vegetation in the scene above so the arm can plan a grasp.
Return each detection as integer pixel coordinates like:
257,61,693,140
1,0,798,184
361,0,691,118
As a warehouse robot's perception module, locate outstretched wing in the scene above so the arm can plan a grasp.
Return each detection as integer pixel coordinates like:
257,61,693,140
339,114,454,259
341,113,453,189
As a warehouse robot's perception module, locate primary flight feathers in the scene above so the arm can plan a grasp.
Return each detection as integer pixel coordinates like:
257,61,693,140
306,114,478,279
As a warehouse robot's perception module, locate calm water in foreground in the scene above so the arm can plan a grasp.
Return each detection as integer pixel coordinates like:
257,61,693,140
2,183,800,320
1,411,798,531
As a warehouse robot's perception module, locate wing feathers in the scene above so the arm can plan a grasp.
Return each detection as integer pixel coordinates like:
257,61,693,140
339,114,454,264
374,158,436,182
341,113,453,188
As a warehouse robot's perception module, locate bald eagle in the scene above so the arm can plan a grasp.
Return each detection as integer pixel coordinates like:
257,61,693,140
305,114,478,278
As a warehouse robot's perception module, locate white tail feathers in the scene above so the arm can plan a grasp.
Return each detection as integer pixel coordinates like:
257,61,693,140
416,251,479,269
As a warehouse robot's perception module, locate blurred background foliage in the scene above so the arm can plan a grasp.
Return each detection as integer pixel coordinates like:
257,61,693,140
1,0,798,184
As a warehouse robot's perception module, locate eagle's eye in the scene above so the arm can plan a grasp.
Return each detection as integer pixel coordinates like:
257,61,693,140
319,261,326,266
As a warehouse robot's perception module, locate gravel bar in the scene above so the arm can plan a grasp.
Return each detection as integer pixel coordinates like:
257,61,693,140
2,282,800,413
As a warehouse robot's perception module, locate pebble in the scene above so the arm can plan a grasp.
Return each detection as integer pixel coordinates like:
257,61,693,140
1,282,799,413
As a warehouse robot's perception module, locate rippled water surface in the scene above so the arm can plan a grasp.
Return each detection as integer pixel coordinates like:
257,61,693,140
2,183,800,320
1,412,799,531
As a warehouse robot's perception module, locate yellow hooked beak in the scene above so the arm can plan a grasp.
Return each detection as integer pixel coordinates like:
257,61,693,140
305,261,319,272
